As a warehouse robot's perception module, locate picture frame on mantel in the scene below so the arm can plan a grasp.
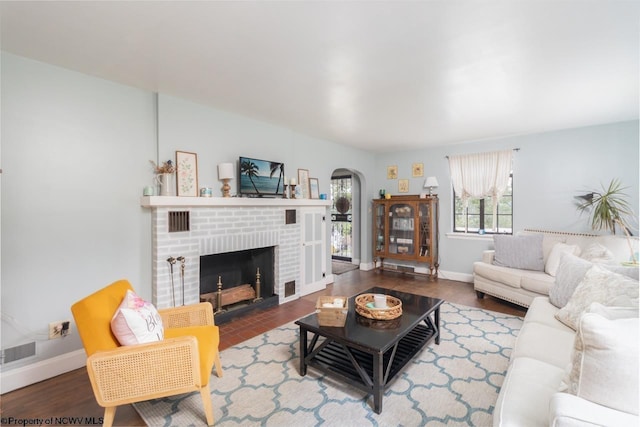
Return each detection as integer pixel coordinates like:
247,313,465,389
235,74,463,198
309,178,320,199
298,168,310,199
176,151,198,197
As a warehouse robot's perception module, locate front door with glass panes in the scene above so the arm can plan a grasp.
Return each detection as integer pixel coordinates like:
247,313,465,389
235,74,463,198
331,175,353,261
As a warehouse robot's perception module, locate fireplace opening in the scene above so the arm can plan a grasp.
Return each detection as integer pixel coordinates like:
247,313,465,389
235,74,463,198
200,246,278,324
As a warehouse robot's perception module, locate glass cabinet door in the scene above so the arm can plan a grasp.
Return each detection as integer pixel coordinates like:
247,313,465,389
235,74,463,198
388,203,415,256
418,201,431,259
373,202,386,255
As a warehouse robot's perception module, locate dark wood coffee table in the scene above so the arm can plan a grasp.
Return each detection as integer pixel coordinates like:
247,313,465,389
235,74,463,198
295,287,443,414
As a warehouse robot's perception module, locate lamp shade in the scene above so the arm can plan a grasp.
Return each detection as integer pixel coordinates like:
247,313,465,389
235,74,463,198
424,176,439,189
218,163,234,180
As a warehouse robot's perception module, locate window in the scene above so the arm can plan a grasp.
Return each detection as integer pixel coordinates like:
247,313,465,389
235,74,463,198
453,173,513,234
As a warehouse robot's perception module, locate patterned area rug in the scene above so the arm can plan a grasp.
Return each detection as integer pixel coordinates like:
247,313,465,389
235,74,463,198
133,302,522,426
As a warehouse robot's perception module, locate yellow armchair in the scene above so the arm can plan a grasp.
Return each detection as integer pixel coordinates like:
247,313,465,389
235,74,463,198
71,279,222,427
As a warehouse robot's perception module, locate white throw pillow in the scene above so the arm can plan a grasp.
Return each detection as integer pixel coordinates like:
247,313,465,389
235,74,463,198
111,290,164,345
580,242,616,264
566,312,639,415
555,264,639,330
545,242,581,276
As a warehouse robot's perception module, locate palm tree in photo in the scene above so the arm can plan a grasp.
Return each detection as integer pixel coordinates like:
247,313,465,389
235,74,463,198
270,162,284,193
241,159,261,194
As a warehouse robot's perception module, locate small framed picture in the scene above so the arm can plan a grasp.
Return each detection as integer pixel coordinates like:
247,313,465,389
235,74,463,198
309,178,320,199
412,163,424,177
176,151,198,197
387,165,398,179
398,179,409,193
298,168,310,199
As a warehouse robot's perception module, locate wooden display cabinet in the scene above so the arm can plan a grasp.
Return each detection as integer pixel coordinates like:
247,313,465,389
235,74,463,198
372,195,439,279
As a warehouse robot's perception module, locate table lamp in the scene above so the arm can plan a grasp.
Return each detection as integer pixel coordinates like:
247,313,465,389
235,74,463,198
217,163,234,197
424,176,439,196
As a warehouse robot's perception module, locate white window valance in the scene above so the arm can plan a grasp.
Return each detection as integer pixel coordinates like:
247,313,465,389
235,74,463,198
448,149,513,230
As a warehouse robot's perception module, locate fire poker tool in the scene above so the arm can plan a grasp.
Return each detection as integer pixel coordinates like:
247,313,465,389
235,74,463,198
177,256,186,306
167,257,177,306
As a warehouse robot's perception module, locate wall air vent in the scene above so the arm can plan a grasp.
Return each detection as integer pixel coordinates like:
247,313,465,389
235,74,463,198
168,211,190,232
2,342,36,364
284,280,295,298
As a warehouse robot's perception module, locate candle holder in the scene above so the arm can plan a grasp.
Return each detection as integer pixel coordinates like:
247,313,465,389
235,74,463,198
283,184,289,199
290,184,297,199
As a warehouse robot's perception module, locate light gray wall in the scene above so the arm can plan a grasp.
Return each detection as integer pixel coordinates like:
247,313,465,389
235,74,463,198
1,53,156,369
373,120,640,275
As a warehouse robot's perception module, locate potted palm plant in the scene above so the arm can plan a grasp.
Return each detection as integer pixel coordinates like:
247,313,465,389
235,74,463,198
576,178,637,264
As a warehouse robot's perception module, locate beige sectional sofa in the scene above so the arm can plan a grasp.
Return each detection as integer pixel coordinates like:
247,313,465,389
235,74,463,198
473,229,637,308
484,230,639,426
494,296,638,426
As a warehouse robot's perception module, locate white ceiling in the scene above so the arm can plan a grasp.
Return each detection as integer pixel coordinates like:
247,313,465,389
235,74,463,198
1,1,638,153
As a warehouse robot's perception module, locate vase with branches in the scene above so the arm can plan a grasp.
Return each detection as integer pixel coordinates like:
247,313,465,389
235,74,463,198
576,178,637,264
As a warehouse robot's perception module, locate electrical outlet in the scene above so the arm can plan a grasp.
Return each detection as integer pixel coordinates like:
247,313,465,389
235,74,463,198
48,320,71,340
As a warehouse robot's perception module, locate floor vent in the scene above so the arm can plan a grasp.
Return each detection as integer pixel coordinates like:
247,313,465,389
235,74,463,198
2,342,36,364
168,211,190,232
397,265,415,273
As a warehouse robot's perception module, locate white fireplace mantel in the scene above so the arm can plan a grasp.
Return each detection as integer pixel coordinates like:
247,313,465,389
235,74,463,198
141,196,331,208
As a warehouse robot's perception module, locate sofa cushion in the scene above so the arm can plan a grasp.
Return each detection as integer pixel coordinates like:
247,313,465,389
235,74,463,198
520,271,555,295
522,297,573,331
545,243,581,276
493,234,545,271
566,312,639,415
511,321,575,368
474,262,522,289
549,392,640,427
555,264,639,330
493,357,566,427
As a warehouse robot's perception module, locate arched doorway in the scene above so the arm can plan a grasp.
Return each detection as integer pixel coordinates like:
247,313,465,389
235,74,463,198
330,169,362,274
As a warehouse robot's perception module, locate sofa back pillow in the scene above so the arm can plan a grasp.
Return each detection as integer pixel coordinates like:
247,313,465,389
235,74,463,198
566,312,639,415
555,264,639,330
492,234,544,271
545,242,581,277
550,253,640,308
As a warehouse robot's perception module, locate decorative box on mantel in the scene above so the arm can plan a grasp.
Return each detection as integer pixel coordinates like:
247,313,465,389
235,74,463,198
141,196,332,313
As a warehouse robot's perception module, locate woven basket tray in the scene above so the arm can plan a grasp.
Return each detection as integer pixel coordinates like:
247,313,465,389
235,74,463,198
355,293,403,320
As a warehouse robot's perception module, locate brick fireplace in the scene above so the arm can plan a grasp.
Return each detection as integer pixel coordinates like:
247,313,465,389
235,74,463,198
141,196,331,311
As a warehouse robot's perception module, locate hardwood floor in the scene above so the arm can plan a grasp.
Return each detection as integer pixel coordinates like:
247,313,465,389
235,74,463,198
0,269,525,426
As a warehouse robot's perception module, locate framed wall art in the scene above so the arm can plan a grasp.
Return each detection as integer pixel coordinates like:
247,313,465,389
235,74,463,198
387,165,398,179
309,178,320,199
176,151,198,197
412,162,424,177
398,179,409,193
298,168,310,199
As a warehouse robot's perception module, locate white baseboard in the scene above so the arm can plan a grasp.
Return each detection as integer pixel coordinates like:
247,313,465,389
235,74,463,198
438,270,473,283
1,349,86,394
359,261,376,271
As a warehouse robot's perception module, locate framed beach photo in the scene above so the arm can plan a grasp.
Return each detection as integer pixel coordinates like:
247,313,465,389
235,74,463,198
309,178,320,199
176,151,198,197
298,169,310,199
